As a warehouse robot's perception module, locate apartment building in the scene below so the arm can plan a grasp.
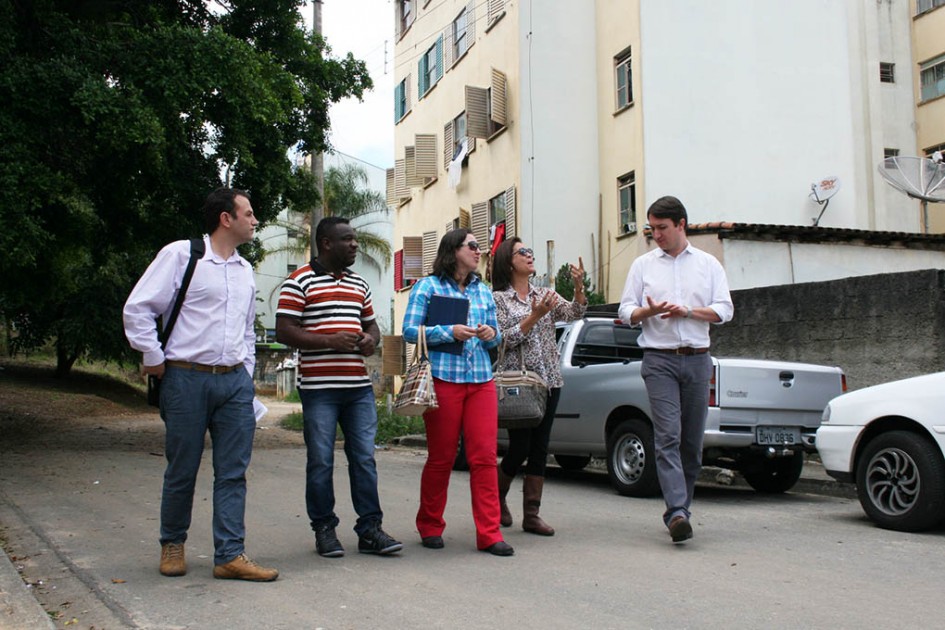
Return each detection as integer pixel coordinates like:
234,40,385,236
389,0,935,325
913,0,945,231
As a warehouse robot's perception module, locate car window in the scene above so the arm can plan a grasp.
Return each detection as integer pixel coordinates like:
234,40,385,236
572,322,643,365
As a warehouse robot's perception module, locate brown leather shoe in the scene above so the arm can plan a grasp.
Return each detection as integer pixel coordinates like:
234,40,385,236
668,515,693,543
159,542,186,577
213,554,279,582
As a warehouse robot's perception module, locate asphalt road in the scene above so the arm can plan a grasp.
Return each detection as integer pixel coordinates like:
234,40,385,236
2,439,944,629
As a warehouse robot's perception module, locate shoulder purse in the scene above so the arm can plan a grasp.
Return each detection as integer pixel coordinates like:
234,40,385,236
494,340,548,429
393,325,439,416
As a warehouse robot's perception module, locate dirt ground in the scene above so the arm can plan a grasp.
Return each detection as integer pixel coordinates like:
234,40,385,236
0,361,305,454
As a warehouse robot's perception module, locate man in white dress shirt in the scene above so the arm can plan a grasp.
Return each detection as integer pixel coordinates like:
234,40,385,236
123,188,277,581
618,196,733,543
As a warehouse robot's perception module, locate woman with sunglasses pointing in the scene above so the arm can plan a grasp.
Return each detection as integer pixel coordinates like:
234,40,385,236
492,238,587,536
402,229,513,556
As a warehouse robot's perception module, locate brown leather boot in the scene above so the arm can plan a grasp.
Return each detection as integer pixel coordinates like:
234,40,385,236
159,542,186,577
522,475,555,536
498,468,514,527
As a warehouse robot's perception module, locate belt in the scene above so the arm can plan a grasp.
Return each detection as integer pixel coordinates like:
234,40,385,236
644,347,710,356
166,360,241,374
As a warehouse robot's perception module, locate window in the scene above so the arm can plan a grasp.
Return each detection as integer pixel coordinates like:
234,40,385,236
884,148,900,159
398,0,415,35
453,6,471,60
615,47,633,109
465,69,508,140
880,62,895,84
916,0,945,15
394,76,410,122
453,112,467,160
618,172,636,235
418,37,443,97
572,323,643,366
925,142,945,157
920,55,945,102
489,192,506,225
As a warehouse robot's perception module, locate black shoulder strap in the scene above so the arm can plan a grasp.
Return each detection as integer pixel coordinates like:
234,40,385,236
159,238,206,349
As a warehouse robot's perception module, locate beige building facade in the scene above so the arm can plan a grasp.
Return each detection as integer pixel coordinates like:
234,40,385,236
912,0,945,231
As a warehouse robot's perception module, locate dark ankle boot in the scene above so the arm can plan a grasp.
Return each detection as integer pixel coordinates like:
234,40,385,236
522,475,554,536
498,468,514,527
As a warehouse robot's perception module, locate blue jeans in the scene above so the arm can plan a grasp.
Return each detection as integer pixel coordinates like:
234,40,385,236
299,386,383,537
159,366,256,564
641,352,713,526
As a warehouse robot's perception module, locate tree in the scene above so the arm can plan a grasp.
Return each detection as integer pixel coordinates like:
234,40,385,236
263,163,392,273
554,264,607,306
0,0,372,375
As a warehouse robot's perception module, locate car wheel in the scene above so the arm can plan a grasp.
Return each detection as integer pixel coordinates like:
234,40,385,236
554,454,592,471
453,437,469,471
741,451,804,493
606,418,659,497
855,431,945,532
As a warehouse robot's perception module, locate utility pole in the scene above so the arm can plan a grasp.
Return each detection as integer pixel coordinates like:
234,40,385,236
310,0,325,256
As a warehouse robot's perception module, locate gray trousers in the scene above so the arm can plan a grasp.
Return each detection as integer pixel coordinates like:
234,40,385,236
641,351,713,526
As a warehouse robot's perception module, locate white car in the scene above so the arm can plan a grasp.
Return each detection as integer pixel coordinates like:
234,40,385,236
817,372,945,532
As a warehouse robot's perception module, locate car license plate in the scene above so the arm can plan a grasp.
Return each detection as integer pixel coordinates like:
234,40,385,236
756,426,800,446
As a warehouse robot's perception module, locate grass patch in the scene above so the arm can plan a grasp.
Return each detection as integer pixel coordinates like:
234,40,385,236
279,403,425,445
284,389,301,403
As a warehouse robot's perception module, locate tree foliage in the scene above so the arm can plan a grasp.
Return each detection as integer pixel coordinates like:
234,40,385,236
0,0,372,375
554,264,607,306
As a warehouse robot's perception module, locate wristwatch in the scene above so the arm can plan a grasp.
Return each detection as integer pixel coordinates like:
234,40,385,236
685,306,692,319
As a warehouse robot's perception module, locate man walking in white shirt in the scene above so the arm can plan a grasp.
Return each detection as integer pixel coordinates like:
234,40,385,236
618,196,733,543
123,188,278,581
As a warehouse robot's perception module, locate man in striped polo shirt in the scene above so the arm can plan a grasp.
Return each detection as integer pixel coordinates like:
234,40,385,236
276,217,402,557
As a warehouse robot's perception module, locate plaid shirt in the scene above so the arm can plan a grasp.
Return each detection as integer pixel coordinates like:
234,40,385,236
403,274,501,384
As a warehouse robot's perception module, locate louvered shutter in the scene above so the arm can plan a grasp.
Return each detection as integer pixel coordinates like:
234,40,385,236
471,202,489,251
460,207,471,229
446,220,454,234
405,146,424,187
382,335,405,376
393,249,404,291
394,159,409,200
442,25,453,69
385,168,396,205
403,236,423,280
504,186,516,237
443,120,453,169
465,86,489,139
422,230,438,276
418,56,427,96
435,35,444,81
415,134,437,179
404,73,411,114
488,0,504,23
466,1,476,46
491,68,507,126
394,82,403,122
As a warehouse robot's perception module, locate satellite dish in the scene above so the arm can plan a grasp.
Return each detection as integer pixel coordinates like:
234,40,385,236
878,156,945,232
809,176,841,226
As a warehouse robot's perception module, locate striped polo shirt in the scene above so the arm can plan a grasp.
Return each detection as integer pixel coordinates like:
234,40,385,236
277,260,375,390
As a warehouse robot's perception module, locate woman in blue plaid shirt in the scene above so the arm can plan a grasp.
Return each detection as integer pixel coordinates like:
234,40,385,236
402,229,513,557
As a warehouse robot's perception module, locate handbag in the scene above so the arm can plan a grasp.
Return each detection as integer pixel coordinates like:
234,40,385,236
394,325,439,416
494,341,548,429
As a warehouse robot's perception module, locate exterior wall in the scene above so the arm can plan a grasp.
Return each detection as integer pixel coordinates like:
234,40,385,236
912,2,945,232
637,1,919,235
254,208,308,336
518,1,600,288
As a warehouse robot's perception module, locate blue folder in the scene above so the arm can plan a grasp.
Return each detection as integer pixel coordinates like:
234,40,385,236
425,295,470,355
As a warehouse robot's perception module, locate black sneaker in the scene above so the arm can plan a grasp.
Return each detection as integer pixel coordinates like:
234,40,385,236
358,527,403,555
315,526,344,558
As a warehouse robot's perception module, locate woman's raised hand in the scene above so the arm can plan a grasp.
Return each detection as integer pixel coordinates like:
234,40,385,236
530,291,556,318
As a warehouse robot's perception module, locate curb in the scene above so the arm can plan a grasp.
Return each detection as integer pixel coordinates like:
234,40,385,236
0,545,55,630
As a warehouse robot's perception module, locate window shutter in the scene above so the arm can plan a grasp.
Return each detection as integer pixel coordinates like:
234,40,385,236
504,185,516,237
465,86,489,139
405,145,424,187
418,56,427,96
460,207,471,229
404,73,412,114
443,120,453,169
394,82,403,122
446,220,454,234
468,135,476,154
382,335,405,376
491,68,507,126
442,25,453,69
471,201,489,250
415,134,437,178
394,158,409,200
488,0,504,23
422,230,438,275
435,36,444,81
466,1,476,46
393,249,404,291
403,236,423,279
385,168,396,205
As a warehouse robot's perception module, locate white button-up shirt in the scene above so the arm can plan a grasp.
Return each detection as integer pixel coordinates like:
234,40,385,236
123,235,256,375
618,242,733,349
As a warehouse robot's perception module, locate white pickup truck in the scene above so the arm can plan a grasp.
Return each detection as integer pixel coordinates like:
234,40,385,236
495,315,847,497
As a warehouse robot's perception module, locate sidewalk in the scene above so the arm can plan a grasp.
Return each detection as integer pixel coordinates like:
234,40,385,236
0,544,55,629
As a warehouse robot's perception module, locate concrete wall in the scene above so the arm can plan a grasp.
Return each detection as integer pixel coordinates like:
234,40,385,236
711,269,945,389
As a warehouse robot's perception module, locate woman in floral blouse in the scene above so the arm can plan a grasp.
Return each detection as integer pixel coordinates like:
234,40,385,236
492,237,587,536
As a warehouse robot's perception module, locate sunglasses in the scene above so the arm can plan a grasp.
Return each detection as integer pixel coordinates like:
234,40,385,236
464,241,481,252
514,247,534,257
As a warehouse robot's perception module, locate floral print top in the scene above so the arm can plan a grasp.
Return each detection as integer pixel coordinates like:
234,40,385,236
493,285,586,388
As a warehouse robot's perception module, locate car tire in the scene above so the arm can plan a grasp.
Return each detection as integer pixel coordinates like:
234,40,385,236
606,418,659,497
554,454,592,471
855,430,945,532
741,451,804,493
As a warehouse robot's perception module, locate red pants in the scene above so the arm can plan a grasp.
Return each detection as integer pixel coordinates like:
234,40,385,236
416,379,503,550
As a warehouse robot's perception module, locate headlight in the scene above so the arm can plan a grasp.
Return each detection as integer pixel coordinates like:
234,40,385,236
821,404,831,424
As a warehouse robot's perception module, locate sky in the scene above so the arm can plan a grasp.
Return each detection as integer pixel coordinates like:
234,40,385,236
304,0,395,171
